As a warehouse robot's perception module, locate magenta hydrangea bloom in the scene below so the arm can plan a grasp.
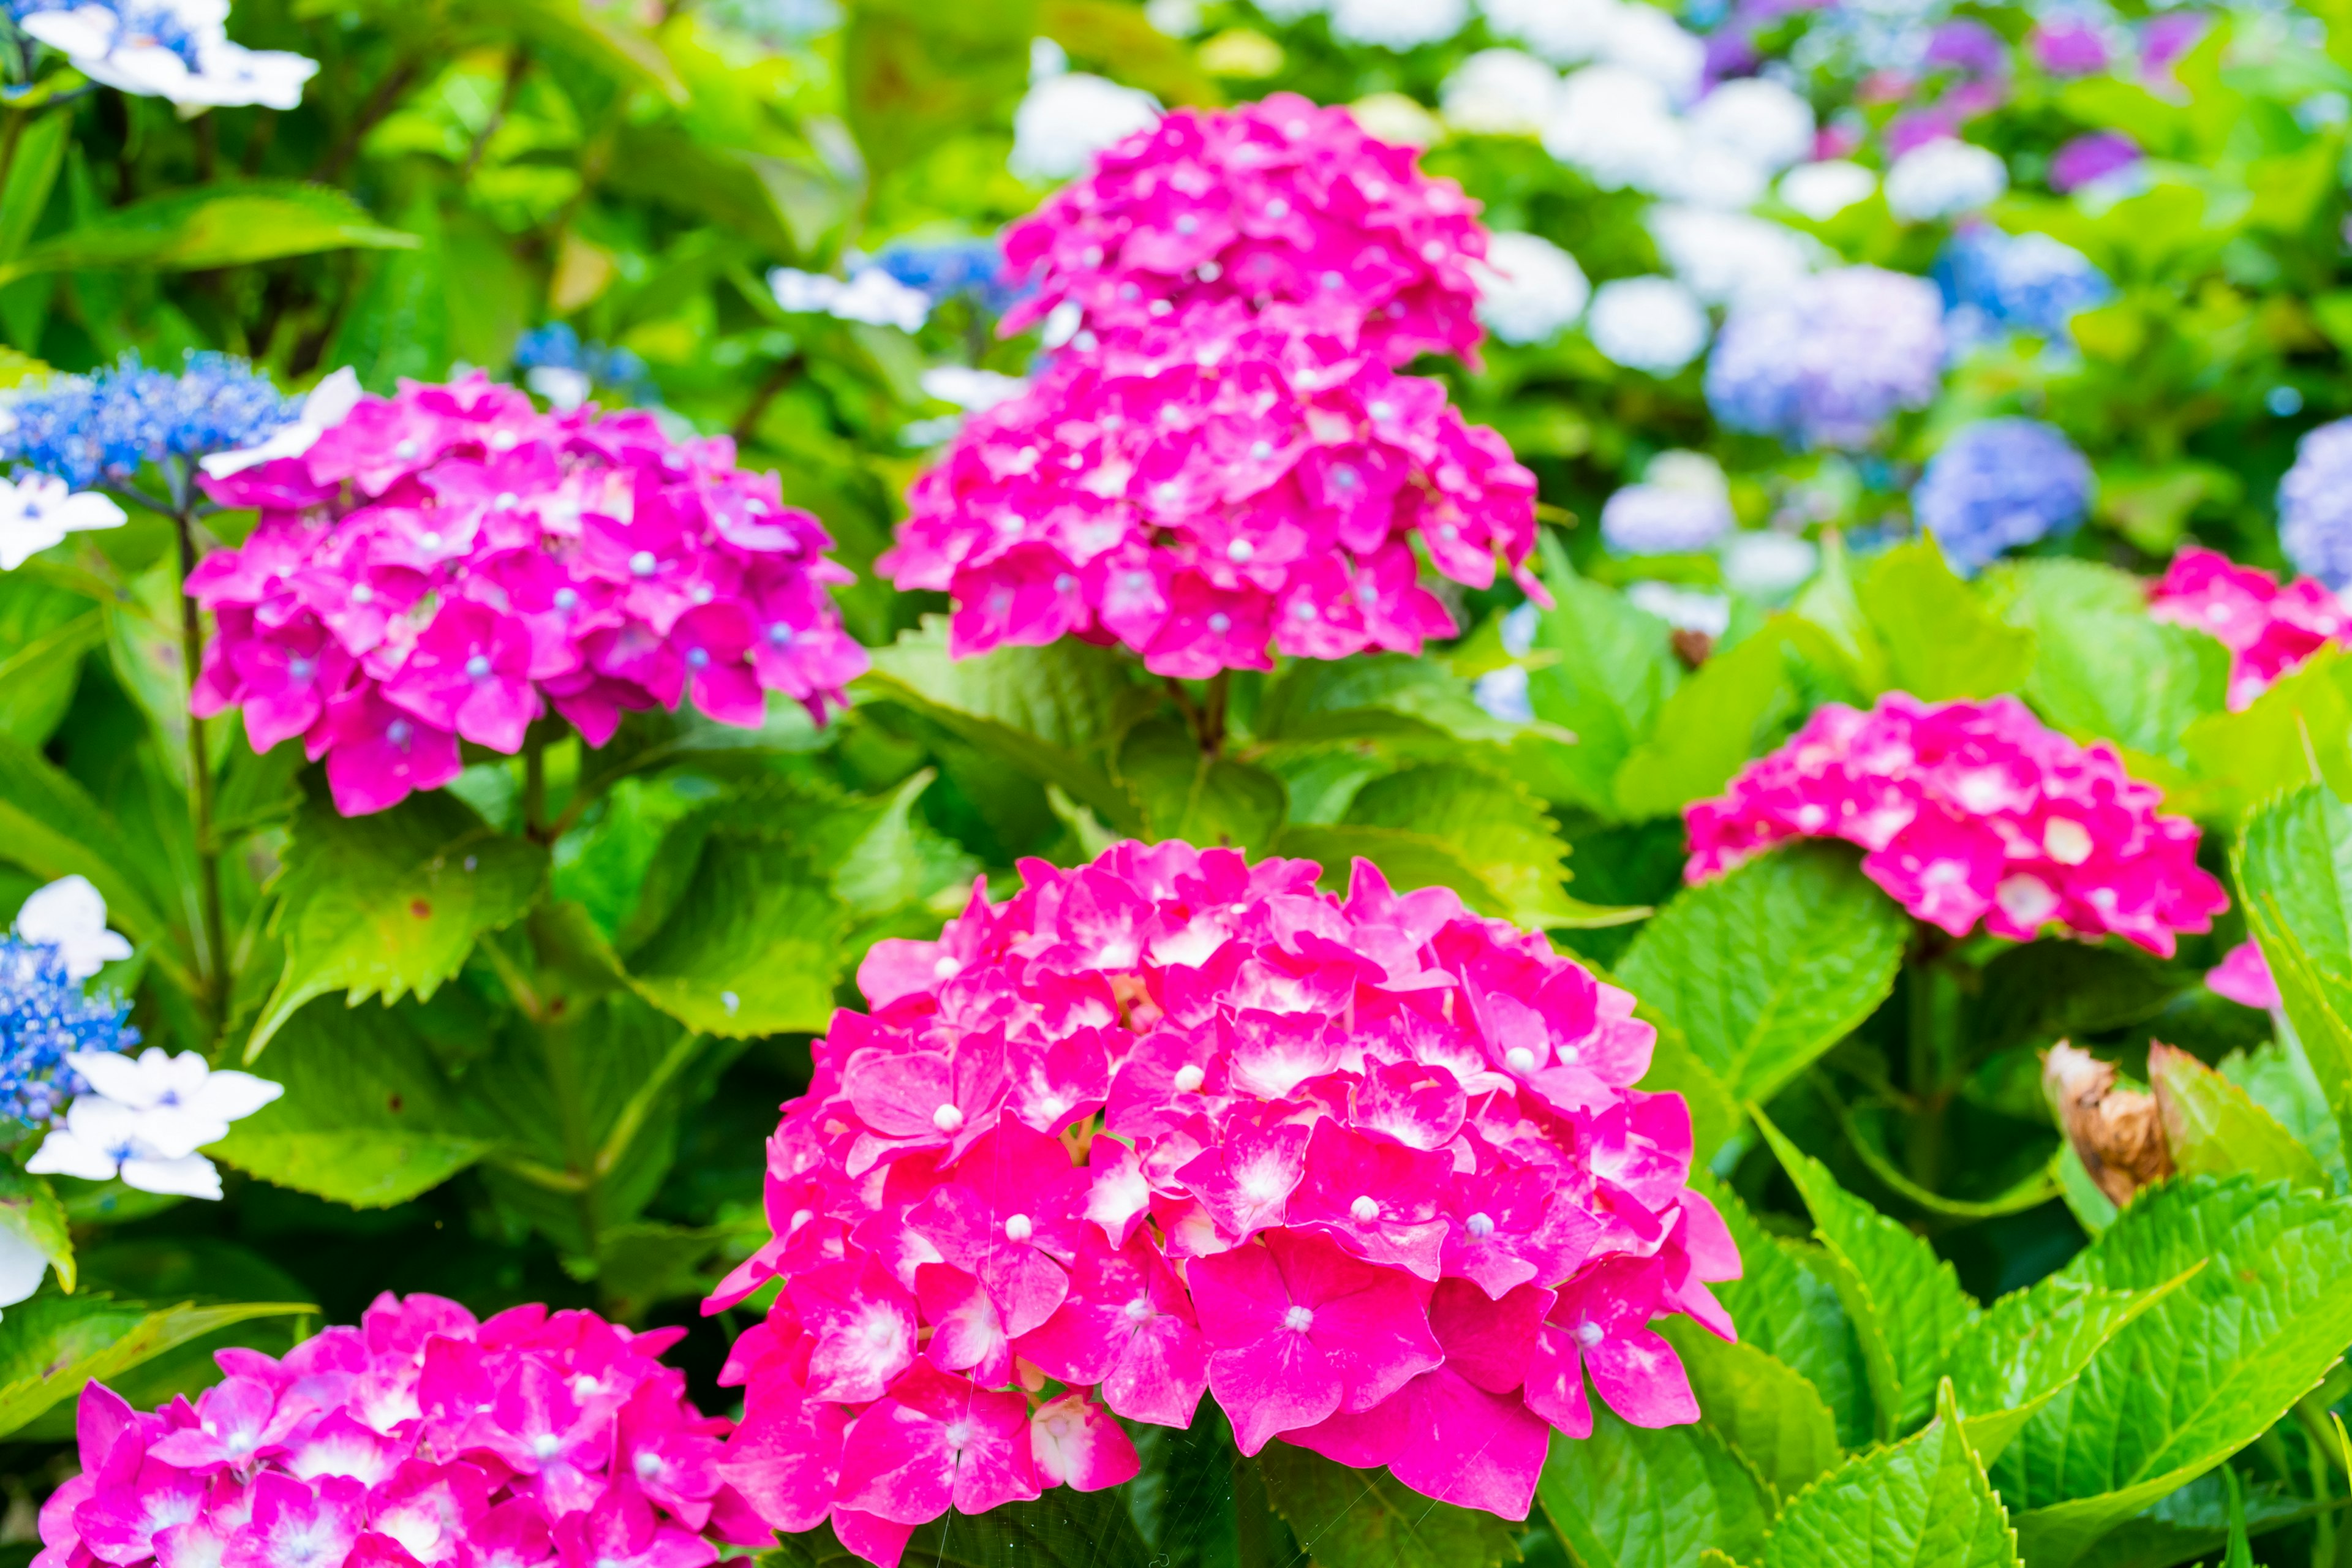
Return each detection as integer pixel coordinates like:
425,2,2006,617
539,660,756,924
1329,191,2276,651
1000,93,1487,367
708,840,1736,1563
1685,693,2228,956
187,375,867,816
884,302,1540,674
2147,545,2352,712
36,1294,769,1568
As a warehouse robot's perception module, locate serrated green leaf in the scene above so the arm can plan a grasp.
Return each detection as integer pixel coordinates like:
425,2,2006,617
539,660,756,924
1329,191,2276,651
2235,785,2352,1169
2147,1041,2327,1189
1757,1112,1981,1440
1856,539,2036,701
1994,560,2228,763
2002,1177,2352,1566
0,1294,314,1437
1762,1381,2020,1568
249,794,548,1059
1254,652,1529,753
2183,651,2352,820
1613,623,1814,820
1945,1268,2199,1466
1700,1173,1876,1450
2068,1471,2316,1568
625,834,844,1037
0,582,99,748
1261,1441,1523,1568
1615,844,1906,1105
2218,1038,2343,1177
1659,1319,1842,1504
1117,717,1287,852
0,183,416,286
1537,1408,1771,1568
1521,549,1683,817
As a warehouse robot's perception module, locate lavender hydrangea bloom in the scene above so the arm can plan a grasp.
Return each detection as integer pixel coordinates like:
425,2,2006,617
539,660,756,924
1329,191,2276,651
1600,451,1735,554
1934,226,2113,344
2280,418,2352,589
0,939,135,1128
0,352,296,491
1706,267,1945,449
1914,418,2092,574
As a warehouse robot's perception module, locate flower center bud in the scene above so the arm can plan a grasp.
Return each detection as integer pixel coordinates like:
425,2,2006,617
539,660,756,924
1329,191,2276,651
395,439,420,459
1576,1321,1605,1349
1173,1063,1205,1093
932,1103,964,1133
628,551,658,578
494,492,519,511
1125,571,1152,591
385,720,413,746
1559,1043,1581,1065
1176,216,1199,235
691,584,715,605
1349,1195,1379,1223
1466,1212,1495,1238
554,588,579,611
1207,612,1232,635
2044,818,2094,865
288,658,314,681
1250,440,1272,460
686,647,710,669
419,532,442,550
464,655,492,680
1055,573,1076,592
351,584,375,605
1227,540,1254,562
1004,1213,1033,1243
1506,1046,1538,1072
943,1420,972,1449
1368,401,1395,421
1124,1294,1154,1322
933,956,961,979
532,1433,562,1459
1283,1305,1314,1333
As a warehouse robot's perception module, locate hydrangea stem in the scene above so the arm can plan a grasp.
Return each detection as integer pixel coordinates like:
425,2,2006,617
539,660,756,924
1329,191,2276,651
172,498,228,1046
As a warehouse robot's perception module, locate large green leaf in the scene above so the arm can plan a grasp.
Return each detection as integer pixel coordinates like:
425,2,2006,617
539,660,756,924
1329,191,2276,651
211,1000,492,1209
2000,1177,2352,1566
1261,1441,1524,1568
843,0,1038,181
1537,1408,1771,1568
0,579,99,748
2147,1041,2328,1189
1613,623,1817,820
1614,844,1907,1104
624,832,845,1036
1943,1269,2198,1466
1117,718,1287,853
1701,1173,1875,1449
1856,541,2035,702
248,794,549,1058
1659,1319,1842,1504
2183,652,2352,820
0,1294,314,1437
1520,554,1682,816
0,183,415,286
1761,1381,2020,1568
2235,785,2352,1167
1996,560,2227,763
1757,1113,1981,1440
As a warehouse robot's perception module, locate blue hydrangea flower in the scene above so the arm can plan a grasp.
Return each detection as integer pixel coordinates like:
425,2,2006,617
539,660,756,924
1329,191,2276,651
872,238,1024,317
1914,418,2092,575
2281,418,2352,589
0,938,135,1128
512,323,656,407
0,352,296,491
1706,268,1946,450
1934,226,2113,347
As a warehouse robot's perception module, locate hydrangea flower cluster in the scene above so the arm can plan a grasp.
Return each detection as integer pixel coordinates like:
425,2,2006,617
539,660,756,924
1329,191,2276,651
1913,418,2092,575
884,300,1539,674
37,1293,769,1568
7,0,317,110
1,352,298,491
187,374,867,817
998,94,1488,366
1706,268,1946,450
512,325,657,413
872,238,1027,320
710,840,1736,1566
1934,225,2113,347
2278,418,2352,590
2147,545,2352,710
1686,693,2227,956
1,877,137,1129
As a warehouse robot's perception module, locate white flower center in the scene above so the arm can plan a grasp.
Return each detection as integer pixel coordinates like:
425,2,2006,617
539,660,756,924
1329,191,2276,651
932,1103,965,1133
1283,1305,1314,1333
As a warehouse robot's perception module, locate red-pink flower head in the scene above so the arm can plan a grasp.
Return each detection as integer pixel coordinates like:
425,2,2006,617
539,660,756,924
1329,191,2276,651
187,375,867,816
2148,545,2352,711
884,303,1541,676
1684,693,2228,957
1001,94,1488,367
710,843,1735,1560
39,1295,766,1568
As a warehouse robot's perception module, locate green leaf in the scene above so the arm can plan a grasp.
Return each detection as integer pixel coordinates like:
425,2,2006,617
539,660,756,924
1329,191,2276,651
2068,1471,2316,1568
2235,784,2352,1168
1613,623,1818,820
624,833,844,1037
0,733,177,964
1117,718,1287,853
1700,1174,1876,1450
843,0,1038,183
2001,1177,2352,1566
1536,1408,1771,1568
1857,540,2037,701
859,619,1145,832
2218,1039,2343,1177
0,1166,72,1296
1658,1319,1842,1504
1261,1441,1523,1568
323,190,450,393
1761,1381,2021,1568
2183,651,2352,820
1944,1268,2199,1466
774,1487,1154,1568
248,794,549,1059
0,111,69,266
211,999,492,1209
1614,844,1907,1105
2147,1041,2328,1189
1521,549,1683,816
1756,1111,1981,1440
0,1294,314,1438
1995,560,2228,761
0,183,416,287
0,578,98,748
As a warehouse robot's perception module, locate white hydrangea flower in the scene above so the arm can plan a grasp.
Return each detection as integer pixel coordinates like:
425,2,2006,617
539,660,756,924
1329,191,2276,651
1587,276,1710,374
1779,159,1879,220
1483,0,1621,65
20,1,317,111
1542,64,1684,190
1602,451,1736,553
1009,72,1161,182
1144,0,1202,34
1721,530,1821,598
1627,580,1732,636
769,266,933,332
1257,0,1329,18
1473,231,1591,344
14,876,132,981
1657,145,1771,209
1441,47,1562,135
921,366,1027,412
201,366,362,478
1885,138,2008,223
0,1229,49,1313
1599,3,1705,102
1648,206,1820,308
1330,0,1469,48
525,366,593,412
0,474,126,573
28,1048,283,1200
1687,78,1816,172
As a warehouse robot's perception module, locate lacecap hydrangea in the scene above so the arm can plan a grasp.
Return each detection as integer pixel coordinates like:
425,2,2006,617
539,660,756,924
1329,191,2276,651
189,374,867,818
37,1293,767,1568
884,300,1541,675
1,351,298,491
998,93,1488,367
1913,418,2092,575
2278,418,2352,590
1686,693,2226,956
1705,268,1945,450
709,841,1736,1566
2148,545,2352,710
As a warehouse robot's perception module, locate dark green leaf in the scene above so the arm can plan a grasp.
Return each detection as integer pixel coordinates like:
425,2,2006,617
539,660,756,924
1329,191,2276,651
0,1293,314,1438
1117,718,1287,853
625,833,844,1036
1700,1173,1876,1450
1261,1440,1524,1568
1658,1319,1842,1504
1520,551,1683,817
1536,1409,1771,1568
2234,784,2352,1168
0,183,415,286
1613,623,1817,820
2147,1041,2327,1189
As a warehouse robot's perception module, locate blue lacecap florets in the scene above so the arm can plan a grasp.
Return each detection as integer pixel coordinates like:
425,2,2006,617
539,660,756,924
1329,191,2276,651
0,351,296,491
0,937,135,1128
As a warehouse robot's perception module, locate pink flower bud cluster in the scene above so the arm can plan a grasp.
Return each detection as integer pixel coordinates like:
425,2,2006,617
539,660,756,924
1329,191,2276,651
2147,545,2352,712
883,301,1541,674
1000,93,1487,367
1686,693,2227,956
708,840,1736,1566
37,1293,768,1568
188,375,868,818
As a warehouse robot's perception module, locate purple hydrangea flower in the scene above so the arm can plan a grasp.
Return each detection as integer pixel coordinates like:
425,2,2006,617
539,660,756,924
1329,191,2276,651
2280,419,2352,589
1914,418,2092,574
1705,268,1945,450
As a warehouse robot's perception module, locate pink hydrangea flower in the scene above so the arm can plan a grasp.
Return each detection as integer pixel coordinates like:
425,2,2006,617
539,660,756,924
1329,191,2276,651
1684,693,2228,957
187,375,867,816
709,842,1736,1562
884,303,1542,676
2207,940,2280,1010
2148,545,2352,710
1000,94,1487,367
38,1295,766,1568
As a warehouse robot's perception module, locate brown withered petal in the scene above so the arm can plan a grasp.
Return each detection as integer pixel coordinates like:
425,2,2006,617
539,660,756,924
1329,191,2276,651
2042,1041,2173,1208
